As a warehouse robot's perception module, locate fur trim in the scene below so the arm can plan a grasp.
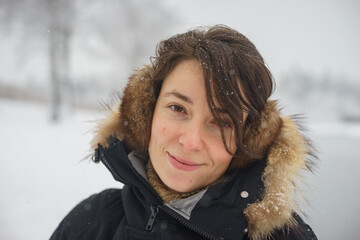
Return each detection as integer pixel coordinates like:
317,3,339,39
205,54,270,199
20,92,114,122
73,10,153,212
244,117,311,240
91,106,122,150
91,65,314,239
91,65,156,152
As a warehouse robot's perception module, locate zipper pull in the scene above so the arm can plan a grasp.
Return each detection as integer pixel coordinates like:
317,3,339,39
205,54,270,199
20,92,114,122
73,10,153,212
92,144,102,163
145,205,159,231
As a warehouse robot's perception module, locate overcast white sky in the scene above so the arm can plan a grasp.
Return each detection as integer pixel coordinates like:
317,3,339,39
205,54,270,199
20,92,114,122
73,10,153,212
165,0,360,82
0,0,359,87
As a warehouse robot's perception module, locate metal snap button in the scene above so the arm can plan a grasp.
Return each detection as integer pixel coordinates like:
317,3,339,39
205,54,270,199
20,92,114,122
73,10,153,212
240,191,249,198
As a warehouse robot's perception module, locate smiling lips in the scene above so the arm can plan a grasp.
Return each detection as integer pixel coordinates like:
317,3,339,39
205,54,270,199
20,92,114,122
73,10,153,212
168,152,204,171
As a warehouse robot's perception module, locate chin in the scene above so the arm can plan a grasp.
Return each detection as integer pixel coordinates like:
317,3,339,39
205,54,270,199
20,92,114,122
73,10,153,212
163,176,202,193
168,185,196,193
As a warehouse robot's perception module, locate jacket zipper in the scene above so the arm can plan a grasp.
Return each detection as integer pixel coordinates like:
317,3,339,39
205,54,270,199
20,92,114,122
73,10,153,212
145,205,159,231
96,144,130,185
159,205,221,240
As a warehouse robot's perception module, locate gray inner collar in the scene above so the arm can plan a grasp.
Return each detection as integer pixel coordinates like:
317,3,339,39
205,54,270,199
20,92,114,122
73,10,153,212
166,190,207,220
128,150,148,180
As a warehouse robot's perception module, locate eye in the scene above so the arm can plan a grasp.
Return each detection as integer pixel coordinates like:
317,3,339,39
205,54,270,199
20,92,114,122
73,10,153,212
211,119,233,129
222,121,233,128
169,104,185,113
219,120,233,129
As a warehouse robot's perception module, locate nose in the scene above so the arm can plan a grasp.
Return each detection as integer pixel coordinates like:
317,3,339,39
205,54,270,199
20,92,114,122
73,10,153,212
178,121,204,152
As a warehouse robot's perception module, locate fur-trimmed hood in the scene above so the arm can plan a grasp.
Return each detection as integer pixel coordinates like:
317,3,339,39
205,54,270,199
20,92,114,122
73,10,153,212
91,65,315,240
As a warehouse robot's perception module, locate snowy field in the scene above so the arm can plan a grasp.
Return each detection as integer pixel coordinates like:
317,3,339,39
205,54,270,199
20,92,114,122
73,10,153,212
1,99,359,239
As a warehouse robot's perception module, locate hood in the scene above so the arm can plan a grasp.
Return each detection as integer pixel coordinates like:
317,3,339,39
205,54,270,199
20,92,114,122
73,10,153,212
91,65,316,240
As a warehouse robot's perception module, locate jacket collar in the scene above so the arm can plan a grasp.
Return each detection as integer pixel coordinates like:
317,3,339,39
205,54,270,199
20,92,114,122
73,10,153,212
94,139,162,204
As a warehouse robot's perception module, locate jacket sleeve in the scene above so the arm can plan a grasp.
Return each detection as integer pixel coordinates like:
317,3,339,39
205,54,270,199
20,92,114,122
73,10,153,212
50,188,124,240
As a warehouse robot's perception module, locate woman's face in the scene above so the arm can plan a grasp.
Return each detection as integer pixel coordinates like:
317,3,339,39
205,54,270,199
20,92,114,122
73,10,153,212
148,59,237,193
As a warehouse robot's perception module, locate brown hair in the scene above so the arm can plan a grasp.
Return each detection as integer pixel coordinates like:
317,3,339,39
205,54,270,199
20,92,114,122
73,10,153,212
151,25,274,169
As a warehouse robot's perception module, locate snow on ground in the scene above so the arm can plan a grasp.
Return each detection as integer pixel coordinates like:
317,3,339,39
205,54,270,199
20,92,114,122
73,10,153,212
0,99,122,240
0,99,359,239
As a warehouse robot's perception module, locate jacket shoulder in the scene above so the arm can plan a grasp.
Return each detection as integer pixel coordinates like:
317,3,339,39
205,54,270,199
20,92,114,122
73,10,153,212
267,213,317,240
242,213,317,240
50,188,124,240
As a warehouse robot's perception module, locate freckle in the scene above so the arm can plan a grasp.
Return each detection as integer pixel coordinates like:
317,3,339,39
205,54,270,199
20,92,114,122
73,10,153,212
161,127,166,133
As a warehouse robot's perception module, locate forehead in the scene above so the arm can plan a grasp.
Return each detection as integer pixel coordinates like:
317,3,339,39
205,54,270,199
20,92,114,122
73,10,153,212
160,59,232,114
161,59,205,92
169,58,203,78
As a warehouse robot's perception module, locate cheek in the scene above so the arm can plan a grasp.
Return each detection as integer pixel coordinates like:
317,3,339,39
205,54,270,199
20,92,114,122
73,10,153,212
152,115,180,141
208,139,234,167
152,121,168,139
149,119,173,152
161,127,166,133
151,111,164,136
216,151,233,166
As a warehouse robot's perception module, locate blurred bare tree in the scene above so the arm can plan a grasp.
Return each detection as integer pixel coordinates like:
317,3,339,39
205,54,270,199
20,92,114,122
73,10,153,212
0,0,75,121
47,0,75,121
0,0,178,121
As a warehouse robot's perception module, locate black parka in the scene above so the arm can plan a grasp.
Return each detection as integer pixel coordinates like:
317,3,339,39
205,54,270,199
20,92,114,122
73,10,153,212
51,139,317,240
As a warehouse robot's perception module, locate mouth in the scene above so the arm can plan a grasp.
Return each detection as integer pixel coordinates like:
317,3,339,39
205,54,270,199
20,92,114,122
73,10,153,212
167,152,204,171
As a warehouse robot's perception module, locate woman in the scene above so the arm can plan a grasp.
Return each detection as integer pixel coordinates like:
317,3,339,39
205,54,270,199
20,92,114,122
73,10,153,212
51,25,317,240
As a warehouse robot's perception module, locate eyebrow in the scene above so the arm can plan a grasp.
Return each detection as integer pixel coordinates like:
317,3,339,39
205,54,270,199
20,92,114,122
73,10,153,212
162,90,230,116
163,91,193,105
